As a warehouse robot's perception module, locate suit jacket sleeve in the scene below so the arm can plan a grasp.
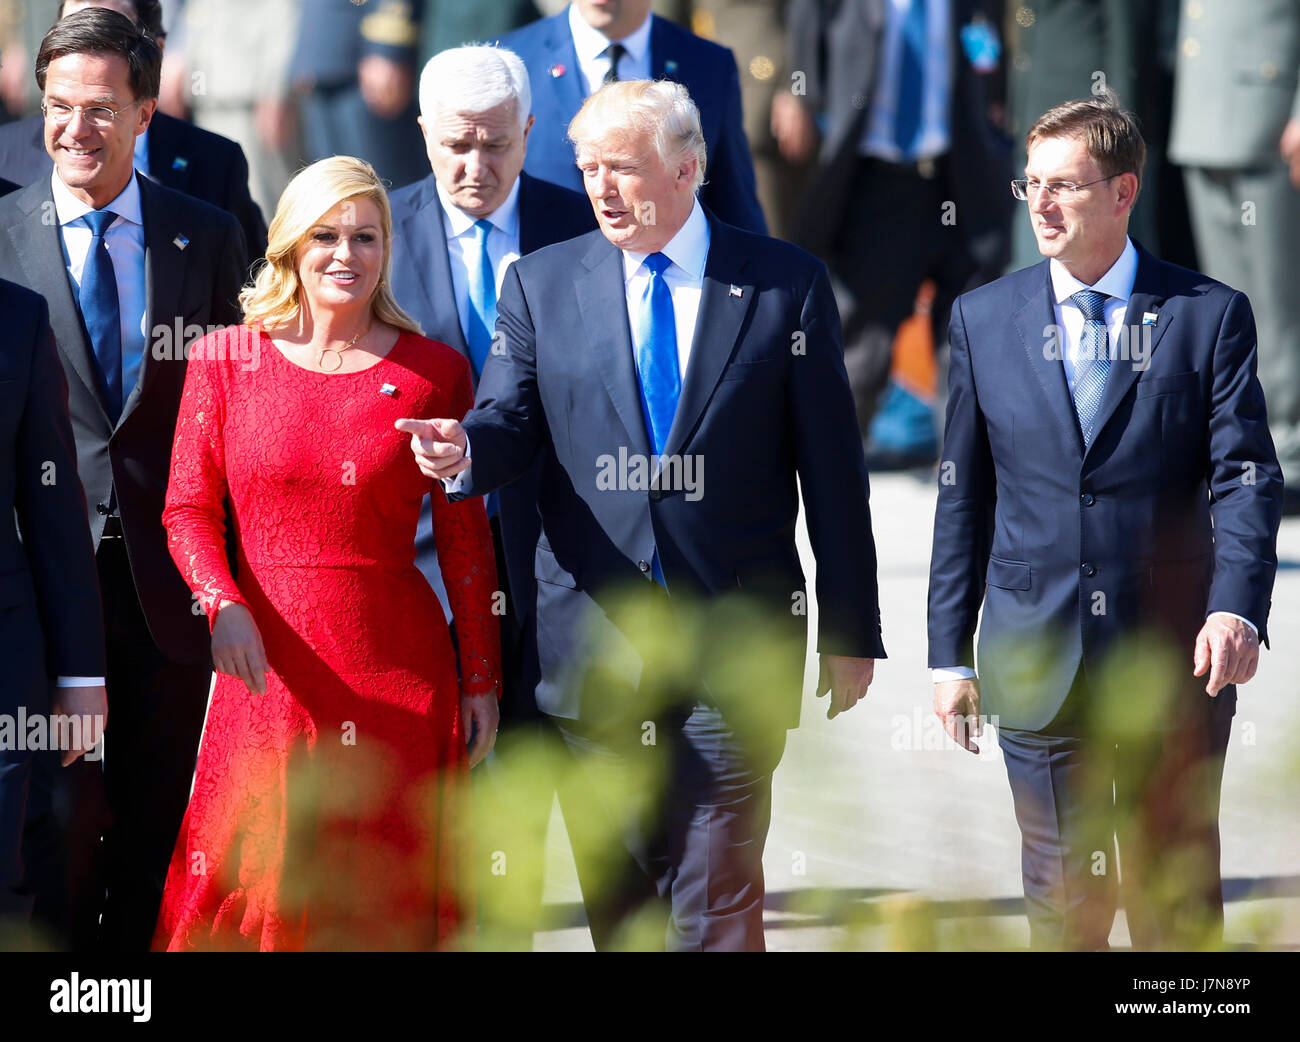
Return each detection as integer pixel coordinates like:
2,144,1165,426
703,51,769,235
792,263,885,658
456,262,549,498
15,295,106,679
786,0,829,113
927,294,995,669
1204,289,1284,642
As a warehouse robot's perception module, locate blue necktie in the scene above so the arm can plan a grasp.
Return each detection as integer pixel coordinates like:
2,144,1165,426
895,0,927,159
634,252,681,456
1071,289,1111,447
465,218,496,379
78,209,123,420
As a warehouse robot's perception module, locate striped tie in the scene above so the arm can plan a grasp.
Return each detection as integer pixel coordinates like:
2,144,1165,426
1070,289,1111,447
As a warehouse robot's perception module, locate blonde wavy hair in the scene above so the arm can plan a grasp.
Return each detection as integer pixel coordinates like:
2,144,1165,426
240,156,422,336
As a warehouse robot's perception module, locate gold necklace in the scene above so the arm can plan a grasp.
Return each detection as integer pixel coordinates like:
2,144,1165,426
317,326,368,373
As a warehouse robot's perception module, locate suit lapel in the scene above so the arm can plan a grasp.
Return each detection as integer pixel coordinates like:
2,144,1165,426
575,235,651,456
662,220,752,459
1014,261,1085,458
518,173,546,256
543,15,586,130
403,180,469,361
7,182,111,426
1086,249,1175,451
125,174,186,424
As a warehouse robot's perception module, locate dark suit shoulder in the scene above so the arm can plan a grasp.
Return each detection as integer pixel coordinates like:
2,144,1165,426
152,112,245,167
498,9,566,50
141,175,242,233
650,12,736,63
0,274,47,315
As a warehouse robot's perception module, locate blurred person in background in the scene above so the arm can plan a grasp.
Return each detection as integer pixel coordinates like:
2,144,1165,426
415,0,539,63
155,156,500,951
1169,0,1300,514
0,0,266,256
387,43,595,949
289,0,429,191
499,0,767,232
778,0,1012,467
156,0,303,224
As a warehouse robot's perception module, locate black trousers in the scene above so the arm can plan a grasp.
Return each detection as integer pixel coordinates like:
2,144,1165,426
998,672,1235,951
23,535,210,951
552,703,786,952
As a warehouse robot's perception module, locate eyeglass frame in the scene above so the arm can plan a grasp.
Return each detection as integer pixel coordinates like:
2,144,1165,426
40,99,143,130
1010,172,1130,201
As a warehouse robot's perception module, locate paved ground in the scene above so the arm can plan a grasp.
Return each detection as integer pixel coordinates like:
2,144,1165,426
534,470,1300,951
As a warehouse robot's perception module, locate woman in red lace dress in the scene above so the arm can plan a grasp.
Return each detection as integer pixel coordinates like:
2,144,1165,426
155,157,500,951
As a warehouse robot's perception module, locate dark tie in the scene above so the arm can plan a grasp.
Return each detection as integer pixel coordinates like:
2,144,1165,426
77,209,124,420
895,0,927,159
1070,289,1111,446
603,42,627,84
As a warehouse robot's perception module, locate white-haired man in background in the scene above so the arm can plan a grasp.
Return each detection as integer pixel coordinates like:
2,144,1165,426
387,44,596,949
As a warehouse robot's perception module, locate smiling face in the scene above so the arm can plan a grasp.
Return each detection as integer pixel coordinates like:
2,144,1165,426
421,100,532,218
295,196,385,317
1024,132,1137,284
42,50,154,209
576,129,696,254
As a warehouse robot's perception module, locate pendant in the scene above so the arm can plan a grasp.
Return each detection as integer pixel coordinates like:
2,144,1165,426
318,349,343,373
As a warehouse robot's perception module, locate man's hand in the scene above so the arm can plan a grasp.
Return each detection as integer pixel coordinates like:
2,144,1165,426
1280,118,1300,188
462,694,500,769
394,417,470,481
816,654,874,719
770,92,819,163
358,55,413,118
933,678,982,754
51,685,106,766
212,601,268,695
1193,613,1260,697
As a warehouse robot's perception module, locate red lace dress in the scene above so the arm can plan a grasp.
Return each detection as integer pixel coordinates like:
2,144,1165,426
154,325,499,951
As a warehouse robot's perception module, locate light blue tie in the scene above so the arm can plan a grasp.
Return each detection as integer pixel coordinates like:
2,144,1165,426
78,209,123,420
895,0,928,159
465,218,497,378
634,252,680,588
1071,289,1111,447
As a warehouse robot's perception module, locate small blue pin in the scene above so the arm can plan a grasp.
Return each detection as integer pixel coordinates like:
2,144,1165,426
173,234,189,250
729,284,743,298
1142,311,1158,326
379,383,398,397
664,60,679,75
171,156,189,171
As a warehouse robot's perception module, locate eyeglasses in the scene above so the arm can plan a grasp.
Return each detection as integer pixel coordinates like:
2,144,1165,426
41,100,140,129
1010,173,1127,201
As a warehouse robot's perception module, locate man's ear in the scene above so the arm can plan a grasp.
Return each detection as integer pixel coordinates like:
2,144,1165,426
417,115,428,143
1115,170,1140,216
677,155,698,189
521,113,535,150
136,97,157,137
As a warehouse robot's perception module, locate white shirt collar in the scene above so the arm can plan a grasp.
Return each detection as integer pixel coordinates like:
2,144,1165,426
51,167,143,228
568,2,653,68
1050,237,1138,305
621,198,709,282
436,176,521,242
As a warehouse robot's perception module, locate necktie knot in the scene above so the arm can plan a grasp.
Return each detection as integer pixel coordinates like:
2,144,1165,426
473,218,491,242
643,252,671,278
603,42,627,84
81,209,116,237
1071,289,1108,322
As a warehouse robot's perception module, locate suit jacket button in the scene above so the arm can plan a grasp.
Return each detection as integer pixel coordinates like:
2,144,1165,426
638,559,651,573
1080,492,1095,506
96,502,111,515
1081,563,1096,577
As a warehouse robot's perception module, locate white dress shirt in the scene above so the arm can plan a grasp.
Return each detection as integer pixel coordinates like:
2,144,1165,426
436,177,522,341
932,236,1253,683
569,2,653,96
861,0,952,162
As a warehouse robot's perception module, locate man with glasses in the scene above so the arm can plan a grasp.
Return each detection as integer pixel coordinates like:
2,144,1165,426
0,6,245,950
928,91,1282,950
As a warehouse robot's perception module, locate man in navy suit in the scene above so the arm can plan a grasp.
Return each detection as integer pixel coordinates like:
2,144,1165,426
928,92,1283,950
0,280,106,949
498,0,766,234
0,0,266,257
399,80,884,951
387,43,595,949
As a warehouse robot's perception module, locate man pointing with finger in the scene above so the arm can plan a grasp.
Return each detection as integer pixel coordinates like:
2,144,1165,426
397,79,884,951
928,92,1282,951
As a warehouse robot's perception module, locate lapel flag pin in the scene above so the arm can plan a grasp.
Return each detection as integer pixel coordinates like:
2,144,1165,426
172,156,189,171
549,63,565,77
729,284,743,298
665,60,679,74
1142,311,1159,326
173,234,189,250
379,383,398,397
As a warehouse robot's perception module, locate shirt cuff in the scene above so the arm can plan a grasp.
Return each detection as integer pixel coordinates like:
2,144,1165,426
56,676,105,687
932,666,977,682
1208,611,1259,637
441,431,472,495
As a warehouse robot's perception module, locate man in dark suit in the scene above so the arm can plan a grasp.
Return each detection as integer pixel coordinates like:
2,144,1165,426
498,0,767,234
0,8,246,950
0,0,267,257
388,43,595,949
0,280,106,950
780,0,1011,455
928,92,1282,950
399,80,884,951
